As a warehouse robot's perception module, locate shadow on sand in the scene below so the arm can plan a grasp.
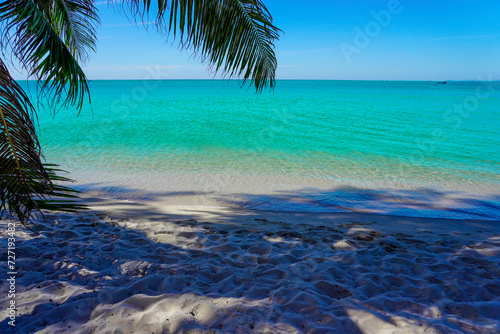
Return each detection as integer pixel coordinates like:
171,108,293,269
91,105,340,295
1,185,499,333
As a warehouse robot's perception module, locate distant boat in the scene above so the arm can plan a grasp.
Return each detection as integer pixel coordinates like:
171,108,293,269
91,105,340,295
437,81,447,84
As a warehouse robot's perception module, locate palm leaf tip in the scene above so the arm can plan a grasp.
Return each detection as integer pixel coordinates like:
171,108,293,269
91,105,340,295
33,164,88,213
0,0,100,109
124,0,281,91
171,0,281,91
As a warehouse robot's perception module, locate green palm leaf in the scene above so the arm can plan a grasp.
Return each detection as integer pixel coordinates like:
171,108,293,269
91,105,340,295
0,60,85,225
120,0,281,91
0,0,99,109
32,163,87,214
0,58,49,223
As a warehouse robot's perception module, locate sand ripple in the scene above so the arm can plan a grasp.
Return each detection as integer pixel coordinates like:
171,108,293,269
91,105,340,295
1,212,499,333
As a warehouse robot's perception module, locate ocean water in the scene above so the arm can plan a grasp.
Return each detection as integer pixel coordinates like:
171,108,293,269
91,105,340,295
30,80,500,220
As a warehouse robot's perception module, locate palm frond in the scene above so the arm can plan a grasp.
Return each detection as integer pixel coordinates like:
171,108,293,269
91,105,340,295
33,164,87,213
0,58,49,224
0,0,99,109
52,0,100,62
0,60,86,225
119,0,281,91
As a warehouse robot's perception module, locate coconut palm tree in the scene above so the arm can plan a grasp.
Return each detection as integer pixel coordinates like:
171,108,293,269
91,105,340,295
0,0,280,225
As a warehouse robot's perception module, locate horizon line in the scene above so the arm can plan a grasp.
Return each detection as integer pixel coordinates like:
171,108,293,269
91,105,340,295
14,78,499,83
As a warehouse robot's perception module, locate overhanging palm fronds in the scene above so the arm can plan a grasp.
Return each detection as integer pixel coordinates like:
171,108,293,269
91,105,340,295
0,0,279,224
0,0,99,109
0,58,49,223
120,0,281,91
0,60,86,225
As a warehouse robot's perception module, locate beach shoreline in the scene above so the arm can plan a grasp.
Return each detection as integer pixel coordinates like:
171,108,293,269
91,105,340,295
1,195,499,333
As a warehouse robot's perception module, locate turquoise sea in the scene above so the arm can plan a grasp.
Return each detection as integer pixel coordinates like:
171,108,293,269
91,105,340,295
31,80,500,220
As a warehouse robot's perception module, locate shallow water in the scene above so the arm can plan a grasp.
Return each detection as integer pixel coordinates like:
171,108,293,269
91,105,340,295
28,80,500,219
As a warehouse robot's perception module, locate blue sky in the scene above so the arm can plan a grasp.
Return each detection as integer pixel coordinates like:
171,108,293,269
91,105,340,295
10,0,500,81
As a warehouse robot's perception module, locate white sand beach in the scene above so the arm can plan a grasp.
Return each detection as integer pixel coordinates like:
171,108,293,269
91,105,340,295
1,197,499,333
